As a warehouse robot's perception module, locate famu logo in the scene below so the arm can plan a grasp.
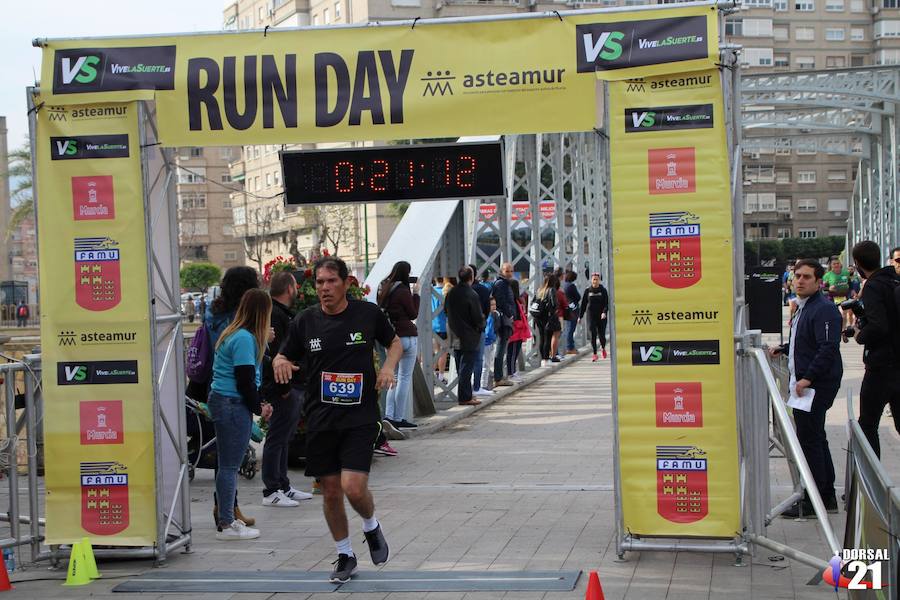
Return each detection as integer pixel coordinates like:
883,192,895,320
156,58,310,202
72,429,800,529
53,46,176,94
625,104,714,133
50,135,129,160
576,16,708,72
632,340,720,366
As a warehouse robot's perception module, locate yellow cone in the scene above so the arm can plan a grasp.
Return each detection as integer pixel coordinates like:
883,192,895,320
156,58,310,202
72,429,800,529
62,542,90,587
80,537,101,579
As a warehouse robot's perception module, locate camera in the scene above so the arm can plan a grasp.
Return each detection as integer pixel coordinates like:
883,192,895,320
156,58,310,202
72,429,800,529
840,298,865,317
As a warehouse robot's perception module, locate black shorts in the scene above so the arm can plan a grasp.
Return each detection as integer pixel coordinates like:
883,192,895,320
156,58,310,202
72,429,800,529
304,422,380,477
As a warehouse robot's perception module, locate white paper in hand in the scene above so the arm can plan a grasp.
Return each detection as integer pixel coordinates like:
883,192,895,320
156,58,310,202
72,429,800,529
787,376,815,412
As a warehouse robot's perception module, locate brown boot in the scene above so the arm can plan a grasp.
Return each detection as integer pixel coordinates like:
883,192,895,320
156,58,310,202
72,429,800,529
234,504,255,527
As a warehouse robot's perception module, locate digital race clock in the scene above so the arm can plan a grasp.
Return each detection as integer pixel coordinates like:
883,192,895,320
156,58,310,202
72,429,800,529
280,141,505,205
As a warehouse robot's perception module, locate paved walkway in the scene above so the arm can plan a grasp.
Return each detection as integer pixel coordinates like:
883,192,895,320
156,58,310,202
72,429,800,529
8,336,900,599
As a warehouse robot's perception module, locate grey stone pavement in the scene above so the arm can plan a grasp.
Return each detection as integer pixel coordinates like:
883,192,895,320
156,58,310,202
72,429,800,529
7,329,900,599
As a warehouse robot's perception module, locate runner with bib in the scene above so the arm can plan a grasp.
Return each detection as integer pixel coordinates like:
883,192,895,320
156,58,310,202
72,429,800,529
273,256,402,584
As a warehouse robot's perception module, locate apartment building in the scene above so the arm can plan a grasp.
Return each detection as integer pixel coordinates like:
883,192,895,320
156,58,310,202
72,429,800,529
175,146,246,270
221,0,898,258
0,117,9,283
725,0,899,242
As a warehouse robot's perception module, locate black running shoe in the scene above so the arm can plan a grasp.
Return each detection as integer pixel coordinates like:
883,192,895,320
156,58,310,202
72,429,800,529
330,553,357,583
364,524,390,565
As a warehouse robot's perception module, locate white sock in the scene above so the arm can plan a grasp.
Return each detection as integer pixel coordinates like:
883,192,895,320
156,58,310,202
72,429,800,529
362,516,379,533
336,536,353,557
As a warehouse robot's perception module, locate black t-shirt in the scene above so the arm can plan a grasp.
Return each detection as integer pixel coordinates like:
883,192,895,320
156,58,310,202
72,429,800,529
280,300,396,431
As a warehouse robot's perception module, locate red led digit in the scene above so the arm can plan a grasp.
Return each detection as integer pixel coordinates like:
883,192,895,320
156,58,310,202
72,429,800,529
370,159,388,192
335,161,354,192
444,159,453,187
457,155,475,188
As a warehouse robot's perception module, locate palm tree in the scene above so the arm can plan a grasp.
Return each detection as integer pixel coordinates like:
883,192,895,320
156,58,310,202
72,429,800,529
3,144,33,238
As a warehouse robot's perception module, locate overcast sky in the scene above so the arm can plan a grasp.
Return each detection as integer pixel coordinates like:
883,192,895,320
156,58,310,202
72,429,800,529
0,0,226,151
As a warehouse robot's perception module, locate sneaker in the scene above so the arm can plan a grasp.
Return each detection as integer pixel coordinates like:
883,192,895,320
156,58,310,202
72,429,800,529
363,524,390,565
566,349,578,355
330,553,358,583
262,490,299,507
509,373,524,382
592,354,598,362
284,486,313,501
540,360,548,367
601,349,608,359
396,419,418,429
473,388,494,397
216,519,260,541
381,419,407,440
781,500,816,519
495,379,514,387
373,441,398,456
551,356,561,363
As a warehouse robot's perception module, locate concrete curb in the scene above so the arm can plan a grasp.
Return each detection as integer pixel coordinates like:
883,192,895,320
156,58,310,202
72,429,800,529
405,345,596,438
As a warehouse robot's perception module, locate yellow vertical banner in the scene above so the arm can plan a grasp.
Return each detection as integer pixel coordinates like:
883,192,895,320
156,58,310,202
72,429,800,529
35,100,157,545
609,70,739,537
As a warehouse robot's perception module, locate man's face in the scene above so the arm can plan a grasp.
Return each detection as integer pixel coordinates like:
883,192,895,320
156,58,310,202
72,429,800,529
831,260,842,273
315,267,348,310
893,250,900,275
500,263,513,279
591,275,600,287
793,265,820,298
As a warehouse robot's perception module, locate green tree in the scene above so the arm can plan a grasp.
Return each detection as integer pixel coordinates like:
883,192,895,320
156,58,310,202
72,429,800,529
180,263,221,292
3,144,33,238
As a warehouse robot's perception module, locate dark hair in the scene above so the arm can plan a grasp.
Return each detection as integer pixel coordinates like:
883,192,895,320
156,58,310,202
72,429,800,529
851,240,882,273
212,266,260,314
458,265,473,283
565,271,577,283
377,261,411,305
548,273,560,290
510,278,521,298
269,271,296,297
553,267,564,279
794,258,825,280
891,246,900,257
313,256,349,280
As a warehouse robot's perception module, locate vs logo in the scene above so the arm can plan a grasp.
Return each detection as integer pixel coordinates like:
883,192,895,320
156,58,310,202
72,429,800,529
60,55,101,85
56,139,78,157
64,365,88,382
631,111,656,128
639,345,664,362
347,332,365,345
582,31,625,63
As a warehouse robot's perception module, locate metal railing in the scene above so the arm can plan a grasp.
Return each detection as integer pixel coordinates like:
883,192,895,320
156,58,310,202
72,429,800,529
0,355,45,568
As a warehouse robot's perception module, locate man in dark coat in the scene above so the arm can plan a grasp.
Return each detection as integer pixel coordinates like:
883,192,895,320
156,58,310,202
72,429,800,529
445,266,485,406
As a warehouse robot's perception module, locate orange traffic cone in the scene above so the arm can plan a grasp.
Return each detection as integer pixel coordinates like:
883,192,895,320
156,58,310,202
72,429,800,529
0,549,12,591
585,570,604,600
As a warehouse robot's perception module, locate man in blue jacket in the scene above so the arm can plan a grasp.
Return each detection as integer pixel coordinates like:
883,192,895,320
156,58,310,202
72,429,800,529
769,258,842,518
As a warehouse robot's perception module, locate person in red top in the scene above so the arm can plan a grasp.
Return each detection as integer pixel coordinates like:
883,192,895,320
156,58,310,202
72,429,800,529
506,279,531,380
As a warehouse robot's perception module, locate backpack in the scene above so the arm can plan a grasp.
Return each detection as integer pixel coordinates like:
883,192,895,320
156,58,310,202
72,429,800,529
186,323,213,384
529,292,554,320
17,305,27,317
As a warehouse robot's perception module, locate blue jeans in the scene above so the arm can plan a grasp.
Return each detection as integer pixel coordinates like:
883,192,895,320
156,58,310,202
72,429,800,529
208,391,253,526
472,331,486,392
454,349,479,402
565,318,577,351
385,336,418,422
